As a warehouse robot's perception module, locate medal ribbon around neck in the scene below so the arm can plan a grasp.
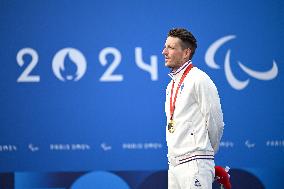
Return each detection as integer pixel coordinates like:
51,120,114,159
169,63,193,121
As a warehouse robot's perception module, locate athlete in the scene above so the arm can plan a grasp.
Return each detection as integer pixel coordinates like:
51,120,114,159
163,28,224,189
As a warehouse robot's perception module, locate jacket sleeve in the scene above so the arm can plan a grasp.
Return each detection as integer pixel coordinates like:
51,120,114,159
195,73,224,154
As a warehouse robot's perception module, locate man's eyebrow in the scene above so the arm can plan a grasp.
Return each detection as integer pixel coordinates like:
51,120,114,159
165,44,173,47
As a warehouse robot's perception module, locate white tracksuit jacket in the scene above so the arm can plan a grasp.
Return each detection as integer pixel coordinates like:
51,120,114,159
165,61,224,160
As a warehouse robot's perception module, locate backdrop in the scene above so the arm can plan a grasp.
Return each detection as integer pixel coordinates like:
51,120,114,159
0,0,283,188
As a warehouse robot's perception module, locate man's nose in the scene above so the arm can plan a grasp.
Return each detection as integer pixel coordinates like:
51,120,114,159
162,48,167,55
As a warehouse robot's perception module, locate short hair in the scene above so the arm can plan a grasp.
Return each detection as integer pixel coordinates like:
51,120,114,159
168,28,197,59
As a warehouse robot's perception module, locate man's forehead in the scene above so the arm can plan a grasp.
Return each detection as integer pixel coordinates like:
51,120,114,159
165,36,181,46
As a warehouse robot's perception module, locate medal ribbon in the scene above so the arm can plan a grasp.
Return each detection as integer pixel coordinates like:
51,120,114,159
170,63,193,120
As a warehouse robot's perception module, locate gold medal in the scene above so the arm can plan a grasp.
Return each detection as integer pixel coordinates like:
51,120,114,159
168,119,175,133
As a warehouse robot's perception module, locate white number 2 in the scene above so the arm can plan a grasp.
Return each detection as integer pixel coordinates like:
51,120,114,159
16,48,40,82
99,47,123,82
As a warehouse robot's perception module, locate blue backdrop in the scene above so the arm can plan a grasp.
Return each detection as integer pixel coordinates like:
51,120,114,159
0,0,283,188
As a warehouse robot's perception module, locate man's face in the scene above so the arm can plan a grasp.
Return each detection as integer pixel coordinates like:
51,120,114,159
162,36,188,70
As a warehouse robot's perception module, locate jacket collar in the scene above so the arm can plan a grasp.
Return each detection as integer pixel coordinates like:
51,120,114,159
168,60,192,80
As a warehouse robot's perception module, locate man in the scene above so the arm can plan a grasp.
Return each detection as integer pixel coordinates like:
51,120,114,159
162,28,224,189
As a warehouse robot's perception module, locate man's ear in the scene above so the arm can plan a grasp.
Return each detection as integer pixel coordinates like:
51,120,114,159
184,48,191,60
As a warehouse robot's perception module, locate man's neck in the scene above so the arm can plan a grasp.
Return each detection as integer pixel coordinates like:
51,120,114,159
171,60,191,73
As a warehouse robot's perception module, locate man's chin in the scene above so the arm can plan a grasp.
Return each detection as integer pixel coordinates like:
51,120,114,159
165,62,173,68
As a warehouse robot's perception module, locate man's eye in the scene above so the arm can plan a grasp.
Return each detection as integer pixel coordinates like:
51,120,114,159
164,46,175,50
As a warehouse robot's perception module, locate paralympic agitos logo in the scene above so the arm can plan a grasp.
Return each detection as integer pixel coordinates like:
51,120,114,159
205,35,278,90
